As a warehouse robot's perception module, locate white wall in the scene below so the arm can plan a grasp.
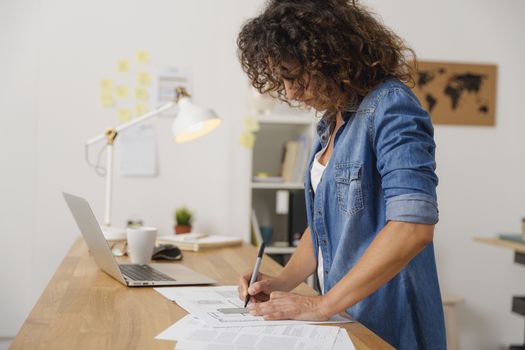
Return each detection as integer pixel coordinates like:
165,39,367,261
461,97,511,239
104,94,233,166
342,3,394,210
1,0,525,349
0,0,257,337
29,0,260,303
365,1,525,348
0,0,39,336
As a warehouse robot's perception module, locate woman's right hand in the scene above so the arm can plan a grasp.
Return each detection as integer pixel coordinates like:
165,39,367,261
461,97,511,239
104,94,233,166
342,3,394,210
237,271,283,304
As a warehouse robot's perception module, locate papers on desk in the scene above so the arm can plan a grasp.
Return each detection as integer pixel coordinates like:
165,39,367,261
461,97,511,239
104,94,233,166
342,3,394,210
332,328,357,350
156,314,346,350
154,286,356,349
155,286,351,327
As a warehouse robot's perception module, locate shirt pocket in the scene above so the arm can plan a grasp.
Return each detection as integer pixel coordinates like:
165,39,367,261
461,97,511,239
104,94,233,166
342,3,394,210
334,162,364,217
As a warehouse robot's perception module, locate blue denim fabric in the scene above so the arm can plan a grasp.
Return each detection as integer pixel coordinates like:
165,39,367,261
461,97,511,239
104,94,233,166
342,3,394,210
304,79,446,349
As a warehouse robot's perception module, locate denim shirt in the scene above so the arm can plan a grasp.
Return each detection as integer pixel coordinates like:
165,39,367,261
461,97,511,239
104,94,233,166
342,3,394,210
305,79,446,349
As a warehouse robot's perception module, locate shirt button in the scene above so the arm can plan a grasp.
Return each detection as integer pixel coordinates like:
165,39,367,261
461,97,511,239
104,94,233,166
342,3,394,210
322,239,327,245
325,269,329,274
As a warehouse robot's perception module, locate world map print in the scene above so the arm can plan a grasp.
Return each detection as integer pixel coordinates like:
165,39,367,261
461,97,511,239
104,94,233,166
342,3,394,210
412,61,497,126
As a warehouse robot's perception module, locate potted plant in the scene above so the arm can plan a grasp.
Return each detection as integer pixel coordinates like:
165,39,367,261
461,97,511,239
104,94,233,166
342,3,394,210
174,207,193,234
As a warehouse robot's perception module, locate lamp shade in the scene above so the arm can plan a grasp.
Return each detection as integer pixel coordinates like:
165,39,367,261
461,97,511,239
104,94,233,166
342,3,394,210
172,97,222,143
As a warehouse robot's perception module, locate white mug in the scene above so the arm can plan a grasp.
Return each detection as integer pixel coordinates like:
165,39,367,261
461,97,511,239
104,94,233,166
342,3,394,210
126,227,157,264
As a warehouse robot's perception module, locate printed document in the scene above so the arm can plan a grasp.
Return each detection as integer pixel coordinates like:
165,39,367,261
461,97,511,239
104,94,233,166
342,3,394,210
154,285,352,328
156,314,341,350
332,328,356,350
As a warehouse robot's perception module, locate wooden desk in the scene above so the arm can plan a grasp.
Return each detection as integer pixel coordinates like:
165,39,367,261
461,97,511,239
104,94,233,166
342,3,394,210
475,236,525,350
10,238,393,349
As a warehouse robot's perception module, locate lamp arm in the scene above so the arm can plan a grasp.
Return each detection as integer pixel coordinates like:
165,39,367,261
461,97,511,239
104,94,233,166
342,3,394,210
85,101,176,146
84,101,176,229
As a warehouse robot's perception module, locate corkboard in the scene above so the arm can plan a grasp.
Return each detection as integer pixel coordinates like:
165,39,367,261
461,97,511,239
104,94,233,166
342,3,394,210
412,61,497,126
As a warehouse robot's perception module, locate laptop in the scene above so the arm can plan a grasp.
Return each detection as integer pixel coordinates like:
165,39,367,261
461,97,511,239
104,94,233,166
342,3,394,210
63,192,216,287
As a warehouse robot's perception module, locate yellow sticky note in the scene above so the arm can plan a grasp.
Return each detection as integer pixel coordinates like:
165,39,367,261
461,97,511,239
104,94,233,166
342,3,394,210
115,85,129,99
136,50,150,64
239,132,256,149
100,79,113,91
117,59,130,72
135,104,149,116
137,72,151,86
100,95,114,107
244,117,260,132
135,87,149,101
117,108,132,122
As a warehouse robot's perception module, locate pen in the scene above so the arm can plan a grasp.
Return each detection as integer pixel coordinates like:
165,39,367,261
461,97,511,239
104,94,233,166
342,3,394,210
244,242,266,308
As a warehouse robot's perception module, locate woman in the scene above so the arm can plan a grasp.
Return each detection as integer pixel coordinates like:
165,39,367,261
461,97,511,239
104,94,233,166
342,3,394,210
237,0,445,349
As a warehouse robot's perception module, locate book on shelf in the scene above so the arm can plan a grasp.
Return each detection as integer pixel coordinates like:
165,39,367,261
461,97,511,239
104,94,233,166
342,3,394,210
157,234,242,252
252,175,284,183
280,134,310,183
293,134,310,183
251,208,264,246
281,140,299,182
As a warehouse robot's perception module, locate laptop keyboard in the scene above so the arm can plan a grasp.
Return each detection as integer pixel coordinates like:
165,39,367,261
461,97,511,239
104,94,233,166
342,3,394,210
119,264,175,281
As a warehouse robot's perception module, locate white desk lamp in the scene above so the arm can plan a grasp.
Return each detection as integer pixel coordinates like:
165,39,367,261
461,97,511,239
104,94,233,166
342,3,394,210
85,87,221,240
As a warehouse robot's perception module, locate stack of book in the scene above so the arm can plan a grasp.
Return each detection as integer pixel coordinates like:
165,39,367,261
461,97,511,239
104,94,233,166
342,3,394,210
157,233,243,252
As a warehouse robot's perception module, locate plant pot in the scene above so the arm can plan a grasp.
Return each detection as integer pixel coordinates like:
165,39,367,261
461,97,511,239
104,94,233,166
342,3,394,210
175,225,192,234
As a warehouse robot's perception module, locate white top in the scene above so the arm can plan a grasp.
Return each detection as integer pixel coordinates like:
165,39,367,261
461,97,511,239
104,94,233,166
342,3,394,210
310,138,330,294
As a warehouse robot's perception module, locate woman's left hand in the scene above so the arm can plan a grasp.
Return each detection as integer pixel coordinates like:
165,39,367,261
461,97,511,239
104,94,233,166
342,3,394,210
247,291,330,321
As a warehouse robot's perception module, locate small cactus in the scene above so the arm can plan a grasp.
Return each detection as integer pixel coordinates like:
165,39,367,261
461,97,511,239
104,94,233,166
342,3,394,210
175,207,193,226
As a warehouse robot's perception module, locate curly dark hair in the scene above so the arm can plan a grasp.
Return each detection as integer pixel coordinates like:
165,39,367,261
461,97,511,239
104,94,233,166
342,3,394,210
237,0,416,112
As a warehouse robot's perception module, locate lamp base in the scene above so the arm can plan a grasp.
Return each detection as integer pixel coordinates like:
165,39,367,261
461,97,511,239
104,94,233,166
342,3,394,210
101,225,127,241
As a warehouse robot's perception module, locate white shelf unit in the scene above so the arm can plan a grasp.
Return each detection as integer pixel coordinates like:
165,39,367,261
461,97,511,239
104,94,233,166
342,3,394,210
251,182,304,190
249,110,315,259
265,245,297,254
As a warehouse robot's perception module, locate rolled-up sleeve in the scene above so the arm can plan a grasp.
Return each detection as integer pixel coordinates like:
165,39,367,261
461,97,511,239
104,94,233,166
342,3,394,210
372,87,439,225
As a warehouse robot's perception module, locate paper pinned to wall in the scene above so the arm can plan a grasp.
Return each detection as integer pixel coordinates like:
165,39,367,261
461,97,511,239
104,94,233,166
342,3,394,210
134,104,149,117
137,72,152,86
117,108,132,122
135,87,149,101
115,85,129,99
100,95,115,107
136,50,150,64
118,124,158,177
239,132,256,149
157,67,193,117
100,78,113,91
244,117,260,132
117,59,130,72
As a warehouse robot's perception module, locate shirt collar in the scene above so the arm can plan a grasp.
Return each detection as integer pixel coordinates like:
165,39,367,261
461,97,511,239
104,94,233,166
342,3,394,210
316,99,361,139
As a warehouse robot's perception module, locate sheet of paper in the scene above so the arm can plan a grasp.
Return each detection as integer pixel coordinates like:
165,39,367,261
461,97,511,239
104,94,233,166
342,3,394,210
118,124,157,176
137,72,152,86
117,59,130,72
115,85,129,99
239,132,256,149
135,87,149,101
332,328,356,350
136,50,150,64
156,67,193,117
156,314,340,350
154,286,352,328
